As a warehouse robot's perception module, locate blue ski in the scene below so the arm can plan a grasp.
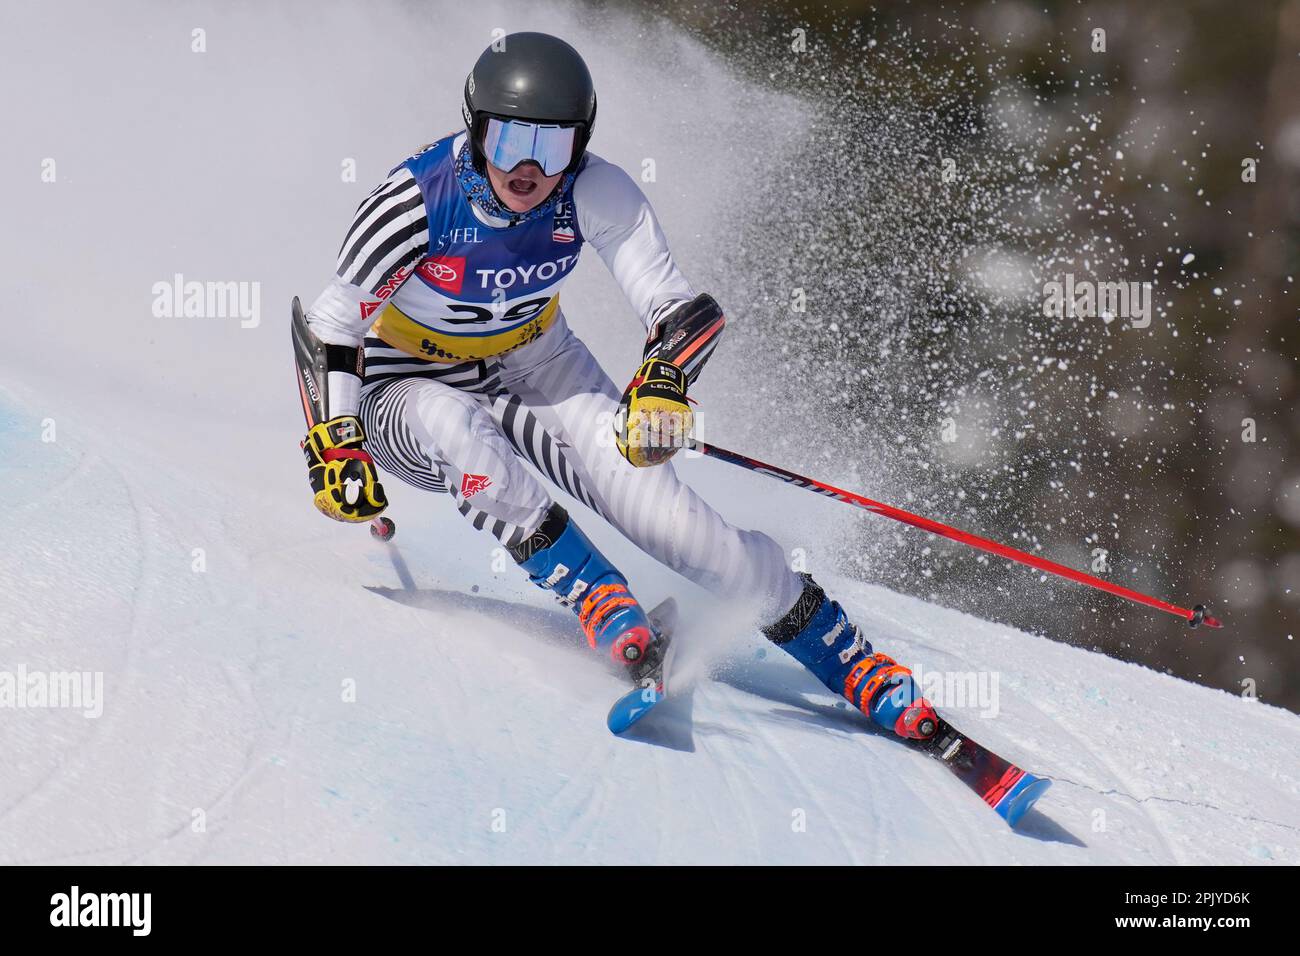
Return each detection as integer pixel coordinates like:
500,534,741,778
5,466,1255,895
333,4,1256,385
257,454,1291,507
606,598,678,735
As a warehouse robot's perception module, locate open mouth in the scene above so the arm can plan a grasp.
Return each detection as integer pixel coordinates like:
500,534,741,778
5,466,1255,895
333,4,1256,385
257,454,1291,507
506,177,539,197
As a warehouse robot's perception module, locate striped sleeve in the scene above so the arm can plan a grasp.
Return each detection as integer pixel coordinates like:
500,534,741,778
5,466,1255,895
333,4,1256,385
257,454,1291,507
303,167,428,419
306,167,428,349
335,167,428,292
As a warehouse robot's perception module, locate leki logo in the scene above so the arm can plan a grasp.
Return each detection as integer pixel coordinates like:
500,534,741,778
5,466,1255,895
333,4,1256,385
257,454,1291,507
460,472,492,499
418,256,466,294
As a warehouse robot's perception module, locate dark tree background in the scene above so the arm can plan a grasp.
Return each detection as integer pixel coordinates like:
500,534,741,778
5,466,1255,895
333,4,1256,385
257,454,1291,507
615,0,1298,710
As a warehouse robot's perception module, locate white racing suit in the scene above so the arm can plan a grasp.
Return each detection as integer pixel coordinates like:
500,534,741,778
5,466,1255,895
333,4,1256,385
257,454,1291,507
305,132,802,625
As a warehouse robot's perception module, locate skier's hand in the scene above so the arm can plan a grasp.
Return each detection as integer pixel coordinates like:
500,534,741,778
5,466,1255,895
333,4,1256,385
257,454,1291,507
615,358,692,467
301,415,388,522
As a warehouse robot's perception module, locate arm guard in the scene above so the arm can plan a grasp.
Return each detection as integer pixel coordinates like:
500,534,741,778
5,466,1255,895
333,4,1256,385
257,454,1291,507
642,293,726,387
291,296,364,427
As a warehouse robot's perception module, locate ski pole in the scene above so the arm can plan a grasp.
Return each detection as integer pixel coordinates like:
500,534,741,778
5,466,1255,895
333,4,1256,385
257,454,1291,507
690,441,1221,629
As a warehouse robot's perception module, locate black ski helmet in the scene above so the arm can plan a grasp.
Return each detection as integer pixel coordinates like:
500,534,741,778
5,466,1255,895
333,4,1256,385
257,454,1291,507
462,32,597,175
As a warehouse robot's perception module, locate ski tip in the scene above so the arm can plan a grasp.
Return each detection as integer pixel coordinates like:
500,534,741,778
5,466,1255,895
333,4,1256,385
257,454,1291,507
606,709,639,735
994,773,1052,827
606,683,665,735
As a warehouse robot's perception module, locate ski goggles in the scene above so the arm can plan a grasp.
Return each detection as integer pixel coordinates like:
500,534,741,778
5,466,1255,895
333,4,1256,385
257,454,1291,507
482,117,579,176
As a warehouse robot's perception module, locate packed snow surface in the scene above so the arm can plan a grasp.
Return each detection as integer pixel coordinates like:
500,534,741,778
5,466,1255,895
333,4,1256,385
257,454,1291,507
1,373,1296,865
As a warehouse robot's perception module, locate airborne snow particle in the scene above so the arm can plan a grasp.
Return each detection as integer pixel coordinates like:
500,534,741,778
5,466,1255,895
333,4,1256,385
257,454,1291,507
1181,252,1195,265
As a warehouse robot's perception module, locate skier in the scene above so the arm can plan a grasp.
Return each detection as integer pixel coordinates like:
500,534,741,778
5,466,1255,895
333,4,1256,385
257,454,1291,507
297,32,938,742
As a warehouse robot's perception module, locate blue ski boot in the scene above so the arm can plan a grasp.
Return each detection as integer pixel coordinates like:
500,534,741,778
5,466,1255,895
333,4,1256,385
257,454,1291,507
761,574,939,739
510,504,662,680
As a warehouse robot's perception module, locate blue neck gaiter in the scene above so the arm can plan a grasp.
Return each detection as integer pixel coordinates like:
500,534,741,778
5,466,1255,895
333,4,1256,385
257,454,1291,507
455,142,575,225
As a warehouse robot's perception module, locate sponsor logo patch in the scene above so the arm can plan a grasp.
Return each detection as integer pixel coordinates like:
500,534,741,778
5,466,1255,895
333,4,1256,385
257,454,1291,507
476,255,578,289
418,255,467,294
437,227,482,246
374,263,414,300
460,472,492,499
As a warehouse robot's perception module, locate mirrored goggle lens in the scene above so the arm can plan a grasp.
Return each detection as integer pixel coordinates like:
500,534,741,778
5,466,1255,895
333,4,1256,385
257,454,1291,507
482,118,577,176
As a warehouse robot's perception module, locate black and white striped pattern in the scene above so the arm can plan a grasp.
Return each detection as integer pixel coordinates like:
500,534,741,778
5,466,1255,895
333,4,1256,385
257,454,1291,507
358,338,502,498
359,352,600,547
490,392,600,514
336,168,429,295
361,336,503,393
359,326,805,626
450,497,526,548
358,377,448,495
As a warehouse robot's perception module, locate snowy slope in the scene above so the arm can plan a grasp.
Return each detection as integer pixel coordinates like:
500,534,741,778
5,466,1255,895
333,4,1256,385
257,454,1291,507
1,372,1297,866
1,1,1297,866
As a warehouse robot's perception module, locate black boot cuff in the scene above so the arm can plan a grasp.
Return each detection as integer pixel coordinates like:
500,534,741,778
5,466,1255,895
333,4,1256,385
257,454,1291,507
761,573,826,645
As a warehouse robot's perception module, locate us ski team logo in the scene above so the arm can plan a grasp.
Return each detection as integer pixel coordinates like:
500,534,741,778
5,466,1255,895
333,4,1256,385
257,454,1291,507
552,200,576,243
460,472,492,499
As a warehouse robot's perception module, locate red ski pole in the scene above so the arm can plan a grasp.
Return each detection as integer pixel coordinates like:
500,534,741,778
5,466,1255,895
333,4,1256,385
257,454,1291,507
691,441,1221,629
